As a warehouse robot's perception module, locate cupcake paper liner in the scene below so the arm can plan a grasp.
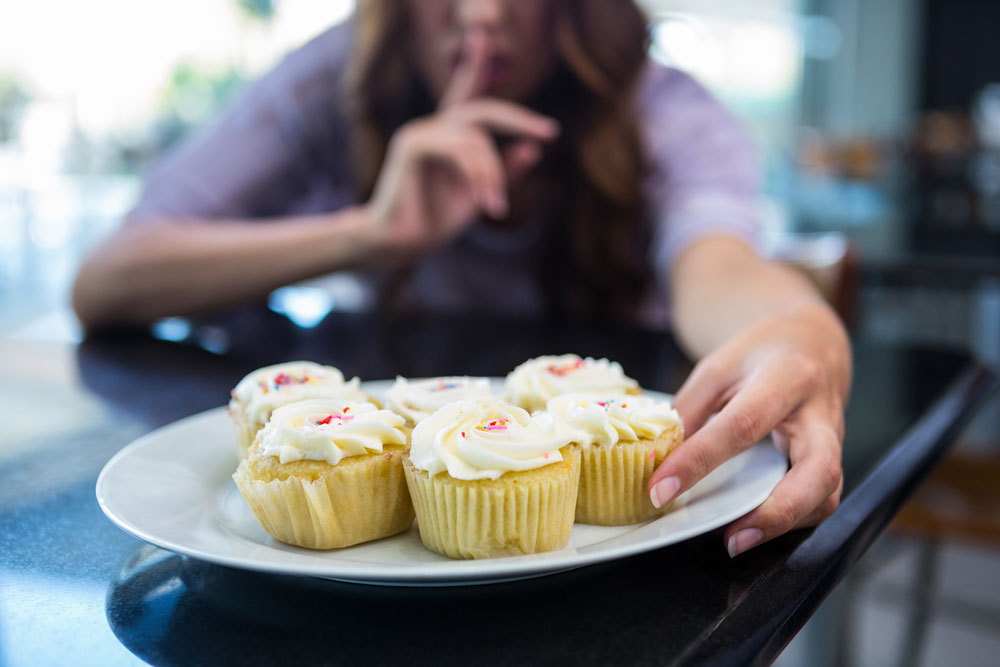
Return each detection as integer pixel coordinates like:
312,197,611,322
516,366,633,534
403,447,581,560
233,448,414,550
576,426,683,525
228,406,255,461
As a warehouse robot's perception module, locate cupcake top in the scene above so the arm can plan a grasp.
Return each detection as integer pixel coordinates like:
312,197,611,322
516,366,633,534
410,397,573,481
231,361,367,425
504,354,639,412
255,398,406,465
383,376,493,425
547,393,682,447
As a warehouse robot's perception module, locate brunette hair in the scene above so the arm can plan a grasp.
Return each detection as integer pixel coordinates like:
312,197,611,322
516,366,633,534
348,0,651,319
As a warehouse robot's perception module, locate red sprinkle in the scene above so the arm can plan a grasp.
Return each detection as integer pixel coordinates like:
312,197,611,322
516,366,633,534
547,359,584,377
317,415,333,425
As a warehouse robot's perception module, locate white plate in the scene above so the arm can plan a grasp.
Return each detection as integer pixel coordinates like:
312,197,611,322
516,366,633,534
96,382,786,586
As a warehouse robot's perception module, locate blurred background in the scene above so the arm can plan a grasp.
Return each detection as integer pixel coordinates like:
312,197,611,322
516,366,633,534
1,0,998,664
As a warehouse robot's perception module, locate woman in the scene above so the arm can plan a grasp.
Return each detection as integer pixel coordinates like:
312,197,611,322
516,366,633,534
72,0,850,557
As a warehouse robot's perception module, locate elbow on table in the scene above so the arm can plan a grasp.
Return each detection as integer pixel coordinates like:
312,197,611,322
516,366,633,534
71,241,163,333
71,259,134,333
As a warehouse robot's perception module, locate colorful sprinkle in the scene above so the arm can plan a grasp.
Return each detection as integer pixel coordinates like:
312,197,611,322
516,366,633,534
477,418,510,432
546,359,584,377
430,381,461,393
262,371,316,392
314,413,354,426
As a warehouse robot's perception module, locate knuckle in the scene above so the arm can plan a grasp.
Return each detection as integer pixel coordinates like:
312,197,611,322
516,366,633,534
456,127,487,152
728,405,764,443
768,495,800,531
393,122,426,152
694,355,726,382
792,352,825,389
831,410,846,441
681,442,715,481
819,493,840,519
824,457,843,493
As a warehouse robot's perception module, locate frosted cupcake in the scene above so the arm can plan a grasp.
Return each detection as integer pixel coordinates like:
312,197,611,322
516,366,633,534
382,376,493,427
548,393,683,525
229,361,368,460
232,398,412,549
505,354,640,413
403,397,580,559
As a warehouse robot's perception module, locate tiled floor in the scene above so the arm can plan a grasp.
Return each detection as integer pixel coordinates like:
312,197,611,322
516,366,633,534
776,421,1000,667
847,538,1000,666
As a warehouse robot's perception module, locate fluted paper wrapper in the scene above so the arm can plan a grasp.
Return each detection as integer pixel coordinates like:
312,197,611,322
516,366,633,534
228,406,256,461
233,448,414,550
576,427,683,525
403,447,581,560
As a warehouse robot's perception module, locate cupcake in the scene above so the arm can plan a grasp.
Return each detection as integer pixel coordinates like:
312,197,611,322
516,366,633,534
547,393,683,525
403,397,580,559
504,354,640,413
232,398,412,549
229,361,368,460
382,376,493,427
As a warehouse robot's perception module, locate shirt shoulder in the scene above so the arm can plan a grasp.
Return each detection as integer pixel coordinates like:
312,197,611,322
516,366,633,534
635,63,754,166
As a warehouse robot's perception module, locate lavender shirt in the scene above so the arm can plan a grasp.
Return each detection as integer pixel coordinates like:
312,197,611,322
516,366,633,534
131,23,760,329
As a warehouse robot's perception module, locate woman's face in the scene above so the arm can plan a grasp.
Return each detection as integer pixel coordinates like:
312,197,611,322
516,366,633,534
406,0,557,103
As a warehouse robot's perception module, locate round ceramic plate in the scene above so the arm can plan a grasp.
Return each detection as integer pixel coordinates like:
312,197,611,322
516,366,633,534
96,381,786,586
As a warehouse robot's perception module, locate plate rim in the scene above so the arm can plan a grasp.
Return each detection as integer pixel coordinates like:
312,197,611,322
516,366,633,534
96,383,786,585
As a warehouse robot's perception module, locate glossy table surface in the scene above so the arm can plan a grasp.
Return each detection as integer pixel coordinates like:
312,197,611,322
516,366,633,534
1,309,996,666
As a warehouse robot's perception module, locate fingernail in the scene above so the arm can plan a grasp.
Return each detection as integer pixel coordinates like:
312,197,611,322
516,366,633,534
727,528,763,558
649,476,680,509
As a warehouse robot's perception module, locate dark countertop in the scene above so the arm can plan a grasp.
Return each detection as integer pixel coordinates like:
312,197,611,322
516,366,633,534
1,309,995,666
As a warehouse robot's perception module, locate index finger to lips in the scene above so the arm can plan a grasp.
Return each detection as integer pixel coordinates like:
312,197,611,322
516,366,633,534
440,30,491,108
648,367,804,508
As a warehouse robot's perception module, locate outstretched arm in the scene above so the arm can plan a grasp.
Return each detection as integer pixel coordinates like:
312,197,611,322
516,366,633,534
71,208,378,330
649,235,851,556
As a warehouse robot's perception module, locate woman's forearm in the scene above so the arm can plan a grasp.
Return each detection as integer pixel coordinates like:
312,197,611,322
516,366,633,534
670,236,839,360
72,206,378,330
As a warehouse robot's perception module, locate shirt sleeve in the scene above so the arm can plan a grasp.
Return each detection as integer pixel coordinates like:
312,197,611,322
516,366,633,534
638,65,762,279
128,24,355,222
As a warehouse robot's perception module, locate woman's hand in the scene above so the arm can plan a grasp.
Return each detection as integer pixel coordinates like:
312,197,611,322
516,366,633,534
652,238,852,557
362,31,558,263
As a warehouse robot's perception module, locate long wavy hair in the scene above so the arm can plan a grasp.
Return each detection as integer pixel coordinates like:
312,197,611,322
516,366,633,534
348,0,651,319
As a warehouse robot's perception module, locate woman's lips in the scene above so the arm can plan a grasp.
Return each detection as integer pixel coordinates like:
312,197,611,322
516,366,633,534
448,49,514,90
483,57,512,87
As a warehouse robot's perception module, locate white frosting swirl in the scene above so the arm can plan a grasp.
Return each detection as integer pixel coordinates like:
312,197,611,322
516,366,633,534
504,355,639,411
256,398,406,465
383,376,493,424
547,393,681,447
230,361,366,426
410,397,572,481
